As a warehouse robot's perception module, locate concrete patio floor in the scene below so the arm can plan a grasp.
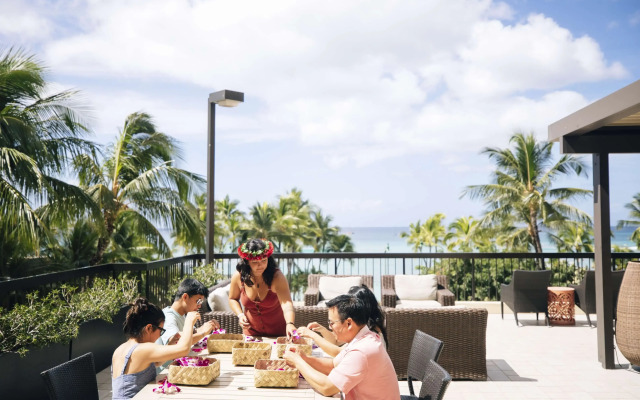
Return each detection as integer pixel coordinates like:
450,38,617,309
97,312,640,400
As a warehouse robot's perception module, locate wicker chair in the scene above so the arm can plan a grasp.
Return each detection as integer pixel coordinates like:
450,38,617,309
385,307,488,380
382,275,455,307
406,330,444,397
304,274,374,306
569,270,626,327
40,352,99,400
401,359,451,400
500,270,552,326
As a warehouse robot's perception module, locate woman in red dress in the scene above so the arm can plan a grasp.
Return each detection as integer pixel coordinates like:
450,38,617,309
229,238,296,338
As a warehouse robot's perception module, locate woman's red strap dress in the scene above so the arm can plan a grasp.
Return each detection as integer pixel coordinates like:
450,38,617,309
239,283,286,336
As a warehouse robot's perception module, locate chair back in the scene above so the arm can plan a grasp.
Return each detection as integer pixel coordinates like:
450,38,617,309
407,330,444,396
382,275,449,290
417,359,451,400
579,270,626,314
41,352,99,400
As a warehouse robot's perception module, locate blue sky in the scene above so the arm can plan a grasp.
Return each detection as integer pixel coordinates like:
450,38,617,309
2,0,639,228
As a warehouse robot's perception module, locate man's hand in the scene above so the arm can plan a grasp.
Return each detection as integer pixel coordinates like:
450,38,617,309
196,319,219,336
167,332,181,345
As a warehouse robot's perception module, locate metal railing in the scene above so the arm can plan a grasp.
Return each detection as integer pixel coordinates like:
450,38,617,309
1,252,638,308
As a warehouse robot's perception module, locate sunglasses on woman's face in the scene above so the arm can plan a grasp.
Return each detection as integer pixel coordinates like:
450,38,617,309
152,325,166,335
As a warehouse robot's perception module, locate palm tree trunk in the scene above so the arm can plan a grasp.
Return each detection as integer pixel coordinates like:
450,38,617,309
529,209,546,269
90,212,115,265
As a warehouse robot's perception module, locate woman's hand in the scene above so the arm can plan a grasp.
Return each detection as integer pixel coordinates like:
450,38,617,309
237,313,250,329
286,322,297,339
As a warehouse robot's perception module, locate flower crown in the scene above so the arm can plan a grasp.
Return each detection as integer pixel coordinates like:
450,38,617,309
237,239,274,261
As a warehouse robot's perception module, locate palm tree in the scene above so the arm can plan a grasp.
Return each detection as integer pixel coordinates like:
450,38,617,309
400,220,424,252
463,132,591,259
216,195,246,252
310,211,338,252
70,112,205,265
548,221,594,253
617,193,640,246
0,48,97,276
245,202,279,244
445,216,488,252
422,213,447,253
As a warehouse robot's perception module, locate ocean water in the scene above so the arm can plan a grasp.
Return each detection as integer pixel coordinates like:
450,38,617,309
162,226,638,255
341,226,638,253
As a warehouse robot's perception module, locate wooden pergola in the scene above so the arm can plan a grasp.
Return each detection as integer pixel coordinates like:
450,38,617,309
548,79,640,368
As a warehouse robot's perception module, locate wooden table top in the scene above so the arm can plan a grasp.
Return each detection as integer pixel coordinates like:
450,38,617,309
132,339,339,399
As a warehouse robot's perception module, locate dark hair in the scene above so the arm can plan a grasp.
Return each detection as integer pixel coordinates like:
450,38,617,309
174,278,208,301
236,238,278,287
123,297,165,339
348,285,387,344
326,294,368,326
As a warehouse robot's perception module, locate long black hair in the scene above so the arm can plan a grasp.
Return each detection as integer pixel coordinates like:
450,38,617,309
348,284,387,345
123,297,165,339
236,238,279,287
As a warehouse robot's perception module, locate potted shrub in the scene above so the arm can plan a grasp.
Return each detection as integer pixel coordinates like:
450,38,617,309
0,289,78,400
69,277,138,370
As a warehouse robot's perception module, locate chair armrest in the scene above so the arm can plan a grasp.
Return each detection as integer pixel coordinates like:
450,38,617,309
500,283,513,303
381,287,397,308
201,311,242,334
304,287,320,306
437,288,456,306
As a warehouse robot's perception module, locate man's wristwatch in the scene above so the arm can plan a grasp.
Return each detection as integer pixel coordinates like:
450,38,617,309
286,322,295,326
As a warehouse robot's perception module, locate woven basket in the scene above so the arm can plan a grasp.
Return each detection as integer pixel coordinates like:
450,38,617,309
275,337,313,358
231,342,272,366
207,333,244,353
167,357,220,385
254,359,299,388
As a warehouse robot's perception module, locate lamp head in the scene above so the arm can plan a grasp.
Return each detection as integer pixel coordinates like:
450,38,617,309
209,90,244,107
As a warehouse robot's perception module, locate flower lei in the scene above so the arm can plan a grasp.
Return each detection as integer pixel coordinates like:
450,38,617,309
237,239,274,261
153,378,181,394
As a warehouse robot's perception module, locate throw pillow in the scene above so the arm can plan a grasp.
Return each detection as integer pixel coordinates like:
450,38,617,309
208,284,233,312
395,274,438,300
318,276,363,302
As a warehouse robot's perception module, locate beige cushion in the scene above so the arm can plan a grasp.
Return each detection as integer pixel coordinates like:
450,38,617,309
318,276,363,302
208,284,233,312
395,274,438,300
396,299,442,309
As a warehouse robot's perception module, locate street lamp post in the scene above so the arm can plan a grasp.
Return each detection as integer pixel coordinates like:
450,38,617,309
207,90,244,264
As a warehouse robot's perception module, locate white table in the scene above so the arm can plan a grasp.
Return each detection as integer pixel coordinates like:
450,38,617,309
132,339,339,399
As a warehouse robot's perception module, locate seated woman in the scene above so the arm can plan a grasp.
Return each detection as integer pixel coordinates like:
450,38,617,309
297,284,386,357
229,238,296,338
111,298,199,400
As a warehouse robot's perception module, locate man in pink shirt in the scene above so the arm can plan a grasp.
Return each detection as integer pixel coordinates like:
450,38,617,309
284,294,400,399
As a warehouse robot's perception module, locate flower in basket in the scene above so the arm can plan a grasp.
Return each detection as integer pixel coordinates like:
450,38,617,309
211,328,226,334
174,356,211,367
245,335,262,342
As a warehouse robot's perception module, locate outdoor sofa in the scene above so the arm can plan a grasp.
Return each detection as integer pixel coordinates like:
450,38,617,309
200,280,488,380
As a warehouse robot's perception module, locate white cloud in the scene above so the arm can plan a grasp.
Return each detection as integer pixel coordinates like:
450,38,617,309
0,1,53,40
6,0,629,168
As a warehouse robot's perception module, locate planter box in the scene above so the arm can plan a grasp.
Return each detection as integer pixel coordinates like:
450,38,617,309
71,305,129,371
0,342,69,400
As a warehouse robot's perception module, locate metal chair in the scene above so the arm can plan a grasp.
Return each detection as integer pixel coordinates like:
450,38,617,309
41,352,99,400
401,359,451,400
500,270,552,326
406,330,444,397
